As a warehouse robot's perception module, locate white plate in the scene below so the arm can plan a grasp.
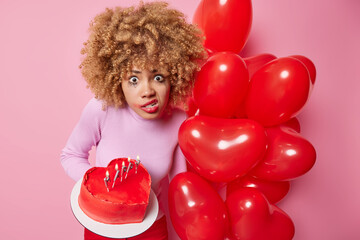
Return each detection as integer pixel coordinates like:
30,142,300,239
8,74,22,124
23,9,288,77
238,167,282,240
70,180,158,238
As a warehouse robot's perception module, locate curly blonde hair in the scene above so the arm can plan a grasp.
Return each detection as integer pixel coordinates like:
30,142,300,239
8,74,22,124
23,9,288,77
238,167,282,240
79,1,207,108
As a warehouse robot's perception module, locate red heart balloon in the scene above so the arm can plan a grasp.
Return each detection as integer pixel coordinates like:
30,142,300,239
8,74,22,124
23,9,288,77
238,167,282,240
178,115,267,182
234,53,277,119
289,54,316,99
243,53,277,79
233,100,247,119
187,162,229,199
289,55,316,86
227,175,290,204
280,117,301,133
245,57,311,126
193,52,249,118
184,97,199,117
169,172,228,240
250,126,316,181
193,0,252,53
226,188,295,240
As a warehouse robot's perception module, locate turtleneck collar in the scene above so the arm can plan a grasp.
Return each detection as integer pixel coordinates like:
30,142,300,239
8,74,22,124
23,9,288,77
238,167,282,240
125,103,171,127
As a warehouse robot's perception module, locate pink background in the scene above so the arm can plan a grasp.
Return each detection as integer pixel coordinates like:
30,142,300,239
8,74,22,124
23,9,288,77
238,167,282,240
0,0,359,239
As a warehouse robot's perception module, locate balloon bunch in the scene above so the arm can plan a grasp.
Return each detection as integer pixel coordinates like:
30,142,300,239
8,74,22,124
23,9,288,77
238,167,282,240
168,0,316,239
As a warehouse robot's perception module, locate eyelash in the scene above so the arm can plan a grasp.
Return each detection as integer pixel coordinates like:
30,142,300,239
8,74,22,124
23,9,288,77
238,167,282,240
128,76,139,86
154,75,164,82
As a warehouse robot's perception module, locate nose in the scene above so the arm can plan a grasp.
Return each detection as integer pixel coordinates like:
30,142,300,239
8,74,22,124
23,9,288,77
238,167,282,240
141,80,155,98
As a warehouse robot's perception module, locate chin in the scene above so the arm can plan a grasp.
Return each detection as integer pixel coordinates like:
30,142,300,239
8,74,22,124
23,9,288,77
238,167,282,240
141,112,163,120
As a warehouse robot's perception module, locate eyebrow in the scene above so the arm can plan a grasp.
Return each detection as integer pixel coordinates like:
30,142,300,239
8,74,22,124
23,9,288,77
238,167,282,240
131,69,158,74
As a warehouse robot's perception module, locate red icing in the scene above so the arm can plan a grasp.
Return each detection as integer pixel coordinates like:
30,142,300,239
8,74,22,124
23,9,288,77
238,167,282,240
78,158,151,224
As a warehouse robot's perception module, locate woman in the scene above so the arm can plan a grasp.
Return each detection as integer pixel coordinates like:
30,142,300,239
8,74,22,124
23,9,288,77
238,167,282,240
60,2,206,239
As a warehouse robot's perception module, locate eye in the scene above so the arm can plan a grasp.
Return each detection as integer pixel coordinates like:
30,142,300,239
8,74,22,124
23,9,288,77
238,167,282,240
154,75,164,82
129,76,139,85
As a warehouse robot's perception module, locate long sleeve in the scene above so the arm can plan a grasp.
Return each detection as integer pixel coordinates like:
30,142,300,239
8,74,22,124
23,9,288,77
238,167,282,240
169,144,187,181
60,98,107,181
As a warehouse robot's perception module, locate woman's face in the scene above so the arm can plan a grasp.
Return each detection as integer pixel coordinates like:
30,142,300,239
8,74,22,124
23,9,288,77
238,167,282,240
122,67,171,120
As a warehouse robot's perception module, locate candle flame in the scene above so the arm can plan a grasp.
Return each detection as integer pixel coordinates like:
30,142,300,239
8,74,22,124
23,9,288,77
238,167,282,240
137,155,140,160
115,163,118,171
106,170,109,177
128,157,130,161
122,161,125,167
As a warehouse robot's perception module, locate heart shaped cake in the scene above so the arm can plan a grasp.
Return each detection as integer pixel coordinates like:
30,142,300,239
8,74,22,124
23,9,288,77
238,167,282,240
78,158,151,224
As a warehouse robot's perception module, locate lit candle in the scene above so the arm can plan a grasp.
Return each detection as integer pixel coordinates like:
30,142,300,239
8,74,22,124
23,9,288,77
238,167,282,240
135,155,141,174
125,158,132,179
112,163,120,188
104,170,110,192
120,161,126,182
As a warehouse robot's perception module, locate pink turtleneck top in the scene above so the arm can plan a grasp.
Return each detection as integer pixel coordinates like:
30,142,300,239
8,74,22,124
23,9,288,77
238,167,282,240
60,97,187,220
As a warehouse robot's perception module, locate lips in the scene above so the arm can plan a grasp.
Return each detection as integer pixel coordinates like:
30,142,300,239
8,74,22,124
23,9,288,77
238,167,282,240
140,99,159,113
